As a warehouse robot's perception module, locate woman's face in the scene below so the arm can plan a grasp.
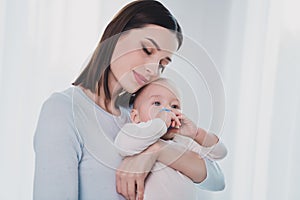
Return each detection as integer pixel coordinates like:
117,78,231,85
110,25,178,93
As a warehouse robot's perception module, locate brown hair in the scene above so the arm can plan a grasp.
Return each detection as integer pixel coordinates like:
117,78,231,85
73,0,183,104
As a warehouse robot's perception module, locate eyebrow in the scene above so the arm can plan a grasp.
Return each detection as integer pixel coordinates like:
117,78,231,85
146,38,161,50
146,38,172,63
150,95,180,102
150,95,162,98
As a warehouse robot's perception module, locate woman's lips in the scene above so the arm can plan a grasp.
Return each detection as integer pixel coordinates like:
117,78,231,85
133,70,148,85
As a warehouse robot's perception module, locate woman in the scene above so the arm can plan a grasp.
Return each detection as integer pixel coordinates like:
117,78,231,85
33,1,225,200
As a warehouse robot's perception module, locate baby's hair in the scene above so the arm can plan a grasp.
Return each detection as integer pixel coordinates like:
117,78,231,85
129,77,181,108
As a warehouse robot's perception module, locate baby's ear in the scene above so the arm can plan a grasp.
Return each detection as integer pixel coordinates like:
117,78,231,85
130,109,140,123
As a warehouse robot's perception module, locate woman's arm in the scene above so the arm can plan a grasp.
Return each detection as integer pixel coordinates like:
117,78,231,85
157,138,226,190
116,139,207,200
116,111,223,199
33,94,81,200
155,139,207,183
115,113,206,180
116,140,160,200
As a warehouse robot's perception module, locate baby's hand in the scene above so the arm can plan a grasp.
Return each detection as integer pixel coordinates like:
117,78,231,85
155,108,181,129
175,112,198,139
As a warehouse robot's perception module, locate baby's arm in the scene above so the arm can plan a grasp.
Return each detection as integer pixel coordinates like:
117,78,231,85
173,111,227,160
115,111,208,183
114,118,167,156
115,109,181,156
194,128,227,160
173,134,227,160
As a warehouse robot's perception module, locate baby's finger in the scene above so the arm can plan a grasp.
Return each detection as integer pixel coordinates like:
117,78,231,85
171,109,182,116
171,120,175,127
171,114,181,127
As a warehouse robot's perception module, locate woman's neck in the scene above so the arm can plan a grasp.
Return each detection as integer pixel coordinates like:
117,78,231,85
81,71,123,116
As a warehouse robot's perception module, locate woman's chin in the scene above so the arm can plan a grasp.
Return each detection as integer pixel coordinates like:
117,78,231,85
127,85,142,94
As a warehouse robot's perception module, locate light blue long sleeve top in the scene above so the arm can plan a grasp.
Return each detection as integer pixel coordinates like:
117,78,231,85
33,86,225,200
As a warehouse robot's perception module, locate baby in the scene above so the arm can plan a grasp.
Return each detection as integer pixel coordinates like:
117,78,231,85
114,78,227,200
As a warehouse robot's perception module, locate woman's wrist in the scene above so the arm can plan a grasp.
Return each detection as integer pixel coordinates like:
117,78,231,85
156,140,185,165
142,140,166,162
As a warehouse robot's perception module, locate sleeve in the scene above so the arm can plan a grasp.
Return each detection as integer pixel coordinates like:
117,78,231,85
195,158,225,191
33,93,82,200
114,118,167,156
173,134,227,161
202,141,227,160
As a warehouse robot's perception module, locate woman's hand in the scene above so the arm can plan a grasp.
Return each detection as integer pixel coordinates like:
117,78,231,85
116,142,161,200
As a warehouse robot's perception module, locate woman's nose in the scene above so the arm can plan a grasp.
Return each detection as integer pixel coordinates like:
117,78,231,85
145,63,160,77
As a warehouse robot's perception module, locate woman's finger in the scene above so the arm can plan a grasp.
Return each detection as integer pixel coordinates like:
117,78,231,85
127,177,136,200
119,172,129,199
116,170,122,194
136,175,145,200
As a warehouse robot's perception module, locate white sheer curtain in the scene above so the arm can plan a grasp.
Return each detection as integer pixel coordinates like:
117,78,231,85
222,0,300,199
1,0,299,199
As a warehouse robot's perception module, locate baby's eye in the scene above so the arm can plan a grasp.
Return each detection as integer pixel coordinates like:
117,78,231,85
171,105,180,109
153,101,161,106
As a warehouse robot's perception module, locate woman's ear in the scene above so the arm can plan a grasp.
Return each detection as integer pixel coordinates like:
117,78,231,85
130,109,140,123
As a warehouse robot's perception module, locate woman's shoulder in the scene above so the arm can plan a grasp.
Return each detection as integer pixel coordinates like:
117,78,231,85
46,87,74,102
35,87,83,145
40,87,77,118
34,87,83,160
43,87,76,107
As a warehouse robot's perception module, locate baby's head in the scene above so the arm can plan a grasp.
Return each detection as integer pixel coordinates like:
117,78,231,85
130,78,181,123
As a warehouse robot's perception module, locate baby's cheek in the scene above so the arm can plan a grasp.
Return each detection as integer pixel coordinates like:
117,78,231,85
149,108,160,119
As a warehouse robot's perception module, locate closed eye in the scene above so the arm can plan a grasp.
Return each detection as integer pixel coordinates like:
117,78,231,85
142,44,152,55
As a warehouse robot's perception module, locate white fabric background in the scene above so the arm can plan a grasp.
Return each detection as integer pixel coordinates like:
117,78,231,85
0,0,299,199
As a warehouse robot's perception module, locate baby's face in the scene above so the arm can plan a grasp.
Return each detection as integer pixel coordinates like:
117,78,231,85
133,81,181,122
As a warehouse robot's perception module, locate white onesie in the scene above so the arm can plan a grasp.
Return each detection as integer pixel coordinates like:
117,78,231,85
114,118,227,200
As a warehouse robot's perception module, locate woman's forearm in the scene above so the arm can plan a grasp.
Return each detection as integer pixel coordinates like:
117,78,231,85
155,140,207,183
